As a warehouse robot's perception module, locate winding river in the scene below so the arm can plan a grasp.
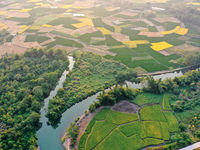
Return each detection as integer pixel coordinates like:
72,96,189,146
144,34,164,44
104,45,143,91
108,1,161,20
36,56,185,150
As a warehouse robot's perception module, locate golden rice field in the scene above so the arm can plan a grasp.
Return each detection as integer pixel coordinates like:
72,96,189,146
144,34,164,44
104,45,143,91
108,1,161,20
19,25,31,34
122,41,137,48
29,26,40,30
19,25,28,29
72,18,94,28
151,41,173,51
97,27,111,35
62,5,73,8
161,26,180,35
20,8,32,13
175,28,188,35
0,11,7,15
42,24,52,28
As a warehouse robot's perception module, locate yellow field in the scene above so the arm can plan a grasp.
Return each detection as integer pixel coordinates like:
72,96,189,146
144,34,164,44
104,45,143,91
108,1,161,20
19,25,31,34
9,3,20,6
161,26,180,35
114,26,121,33
72,18,94,28
119,24,131,28
0,11,7,15
133,40,150,44
175,28,188,35
29,26,40,30
4,26,9,29
187,2,200,5
97,27,111,35
35,3,43,5
122,41,137,48
147,0,166,3
20,8,32,13
27,0,42,2
62,5,73,8
19,25,28,29
42,24,52,28
141,28,149,32
73,7,83,9
151,41,173,51
110,45,126,49
41,4,51,7
65,9,72,12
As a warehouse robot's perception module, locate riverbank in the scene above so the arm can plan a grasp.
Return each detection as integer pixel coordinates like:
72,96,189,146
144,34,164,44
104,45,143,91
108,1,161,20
62,106,109,150
138,67,188,77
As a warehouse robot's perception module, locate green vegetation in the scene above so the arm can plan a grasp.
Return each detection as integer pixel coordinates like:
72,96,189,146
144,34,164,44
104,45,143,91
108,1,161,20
25,35,38,42
131,93,163,106
6,35,14,42
106,110,139,125
163,111,179,132
162,93,172,110
160,122,170,140
140,105,166,122
86,121,116,150
119,121,146,138
46,51,137,124
144,138,164,146
85,119,96,134
0,48,69,150
143,121,163,139
93,108,110,120
97,129,146,150
45,36,83,48
37,36,51,43
0,29,9,44
78,132,88,149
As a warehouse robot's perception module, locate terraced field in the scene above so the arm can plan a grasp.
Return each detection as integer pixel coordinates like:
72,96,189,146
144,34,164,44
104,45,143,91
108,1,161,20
78,104,179,150
0,0,199,72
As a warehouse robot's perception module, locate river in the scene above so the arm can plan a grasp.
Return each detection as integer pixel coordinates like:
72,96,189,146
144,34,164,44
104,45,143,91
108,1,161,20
36,56,184,150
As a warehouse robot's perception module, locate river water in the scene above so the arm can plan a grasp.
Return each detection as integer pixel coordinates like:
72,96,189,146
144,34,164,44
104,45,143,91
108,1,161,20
37,56,184,150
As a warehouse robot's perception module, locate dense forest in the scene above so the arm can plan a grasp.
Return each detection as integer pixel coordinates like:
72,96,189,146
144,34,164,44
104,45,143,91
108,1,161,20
0,48,69,150
168,5,200,26
46,51,137,124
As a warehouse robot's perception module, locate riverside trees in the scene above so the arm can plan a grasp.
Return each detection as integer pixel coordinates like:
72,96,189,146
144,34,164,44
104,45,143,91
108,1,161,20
0,48,69,150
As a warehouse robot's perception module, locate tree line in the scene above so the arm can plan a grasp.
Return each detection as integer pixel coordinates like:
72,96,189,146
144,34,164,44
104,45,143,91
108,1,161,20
0,48,69,150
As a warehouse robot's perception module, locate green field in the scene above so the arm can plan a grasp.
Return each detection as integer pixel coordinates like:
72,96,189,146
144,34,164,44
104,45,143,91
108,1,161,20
106,110,139,125
162,93,172,110
80,103,179,149
140,104,167,122
131,93,163,106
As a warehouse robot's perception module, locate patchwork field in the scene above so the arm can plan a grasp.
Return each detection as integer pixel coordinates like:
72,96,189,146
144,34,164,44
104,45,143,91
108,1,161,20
78,103,179,150
0,0,198,73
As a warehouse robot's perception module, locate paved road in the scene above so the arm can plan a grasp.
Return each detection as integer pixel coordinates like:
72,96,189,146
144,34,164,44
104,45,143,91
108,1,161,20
180,142,200,150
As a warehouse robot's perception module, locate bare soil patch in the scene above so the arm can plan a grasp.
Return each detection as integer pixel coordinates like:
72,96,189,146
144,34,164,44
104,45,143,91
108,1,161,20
156,26,165,32
0,43,26,58
72,0,94,9
111,100,141,114
38,26,54,33
158,50,171,56
166,43,200,56
52,45,78,53
131,19,155,26
102,18,114,26
5,11,30,18
153,17,180,23
105,6,120,12
105,16,123,21
83,45,116,56
138,32,164,37
111,32,130,42
177,36,191,41
118,11,138,17
73,25,98,35
13,35,41,49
